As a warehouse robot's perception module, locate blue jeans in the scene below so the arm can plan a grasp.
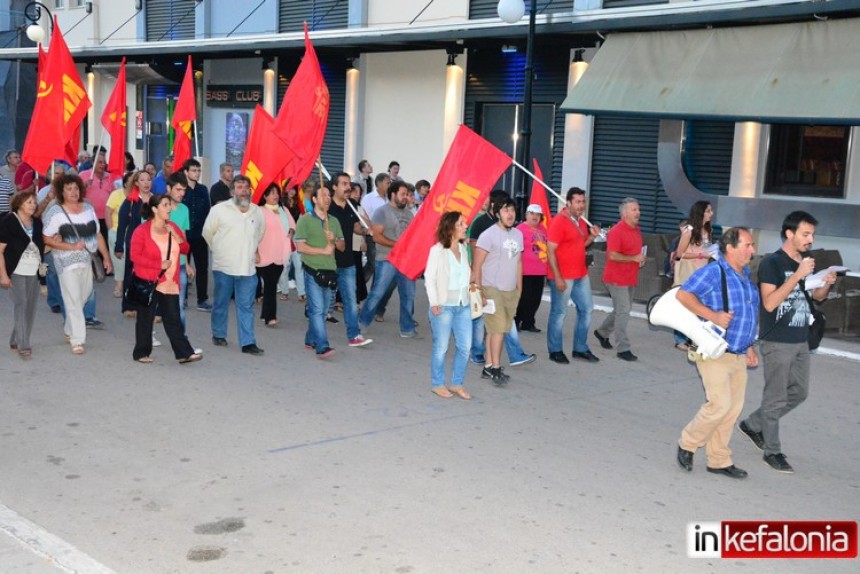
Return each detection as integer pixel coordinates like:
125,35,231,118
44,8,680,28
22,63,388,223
470,316,530,363
336,265,360,340
304,268,333,353
211,271,257,347
429,304,472,388
547,277,594,353
179,265,188,329
359,260,415,335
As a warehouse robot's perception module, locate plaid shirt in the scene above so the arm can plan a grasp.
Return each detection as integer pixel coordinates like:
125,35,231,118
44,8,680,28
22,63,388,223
681,258,759,353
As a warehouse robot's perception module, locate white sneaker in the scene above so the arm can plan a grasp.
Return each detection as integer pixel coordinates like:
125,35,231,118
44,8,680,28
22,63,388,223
152,332,162,347
288,280,297,289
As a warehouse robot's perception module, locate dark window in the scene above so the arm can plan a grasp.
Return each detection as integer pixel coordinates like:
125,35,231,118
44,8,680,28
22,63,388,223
765,125,849,199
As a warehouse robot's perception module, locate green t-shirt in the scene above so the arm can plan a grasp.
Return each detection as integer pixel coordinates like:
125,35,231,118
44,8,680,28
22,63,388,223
170,202,190,265
295,211,343,272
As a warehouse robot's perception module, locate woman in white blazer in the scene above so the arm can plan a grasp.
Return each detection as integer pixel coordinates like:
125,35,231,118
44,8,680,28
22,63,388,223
424,211,473,399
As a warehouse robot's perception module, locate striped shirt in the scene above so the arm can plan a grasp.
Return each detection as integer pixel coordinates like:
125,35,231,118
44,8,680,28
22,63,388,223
681,258,759,354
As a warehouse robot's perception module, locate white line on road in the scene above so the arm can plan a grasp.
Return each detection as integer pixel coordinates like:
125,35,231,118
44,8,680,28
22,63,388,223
0,502,117,574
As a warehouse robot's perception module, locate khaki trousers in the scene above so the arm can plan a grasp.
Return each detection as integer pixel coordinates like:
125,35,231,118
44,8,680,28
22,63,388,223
679,352,747,469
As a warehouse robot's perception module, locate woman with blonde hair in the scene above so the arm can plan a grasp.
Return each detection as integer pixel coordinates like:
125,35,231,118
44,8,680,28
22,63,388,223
424,211,473,399
116,169,154,316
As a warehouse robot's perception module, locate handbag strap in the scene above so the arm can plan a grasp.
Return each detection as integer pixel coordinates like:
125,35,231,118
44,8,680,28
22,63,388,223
59,204,98,254
718,262,729,313
156,231,172,279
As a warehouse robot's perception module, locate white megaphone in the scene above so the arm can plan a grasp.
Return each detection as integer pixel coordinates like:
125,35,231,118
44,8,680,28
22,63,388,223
648,287,728,359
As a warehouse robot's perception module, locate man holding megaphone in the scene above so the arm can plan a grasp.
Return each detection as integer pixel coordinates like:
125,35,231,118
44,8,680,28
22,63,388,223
675,227,760,479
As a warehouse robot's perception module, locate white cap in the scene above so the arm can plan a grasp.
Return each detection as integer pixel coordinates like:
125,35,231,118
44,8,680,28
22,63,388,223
526,203,543,215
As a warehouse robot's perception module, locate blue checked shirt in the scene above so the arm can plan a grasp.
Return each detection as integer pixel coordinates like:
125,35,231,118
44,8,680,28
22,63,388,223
680,258,759,354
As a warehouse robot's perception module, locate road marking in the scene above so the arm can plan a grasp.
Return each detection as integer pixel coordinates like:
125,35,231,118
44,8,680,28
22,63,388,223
0,502,117,574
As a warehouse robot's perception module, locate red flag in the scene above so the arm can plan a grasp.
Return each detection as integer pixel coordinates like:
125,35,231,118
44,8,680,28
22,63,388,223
274,23,329,189
240,105,296,203
22,17,91,174
101,58,127,175
171,55,196,168
388,125,512,280
529,158,551,228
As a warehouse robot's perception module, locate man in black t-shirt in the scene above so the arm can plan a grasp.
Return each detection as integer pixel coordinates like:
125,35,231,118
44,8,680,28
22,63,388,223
328,172,373,348
209,162,234,206
738,211,836,474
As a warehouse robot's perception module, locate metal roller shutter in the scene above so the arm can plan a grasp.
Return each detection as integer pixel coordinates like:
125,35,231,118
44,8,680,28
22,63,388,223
602,0,668,8
145,0,197,42
682,120,733,196
590,115,682,233
279,0,348,33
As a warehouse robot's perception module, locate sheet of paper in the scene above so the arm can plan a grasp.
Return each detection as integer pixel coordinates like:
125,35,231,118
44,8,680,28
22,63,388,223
804,266,849,290
482,299,496,314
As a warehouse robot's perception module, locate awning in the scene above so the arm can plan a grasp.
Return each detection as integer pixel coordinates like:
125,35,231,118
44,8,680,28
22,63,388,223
561,18,860,125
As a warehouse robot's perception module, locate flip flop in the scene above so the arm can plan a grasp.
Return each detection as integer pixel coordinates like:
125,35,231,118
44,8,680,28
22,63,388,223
178,354,202,364
71,345,85,355
135,356,153,363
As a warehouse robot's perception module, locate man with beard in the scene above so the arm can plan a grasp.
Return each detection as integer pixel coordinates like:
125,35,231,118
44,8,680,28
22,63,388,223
472,196,524,385
202,175,266,356
738,211,836,474
594,197,645,361
358,180,416,338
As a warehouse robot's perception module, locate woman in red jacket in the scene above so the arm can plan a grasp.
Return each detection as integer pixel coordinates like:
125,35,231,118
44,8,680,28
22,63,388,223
130,195,201,364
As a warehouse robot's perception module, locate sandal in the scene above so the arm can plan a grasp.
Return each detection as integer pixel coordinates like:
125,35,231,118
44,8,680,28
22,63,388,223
265,319,278,327
135,356,153,363
113,286,123,298
178,353,202,364
431,386,454,399
298,295,306,303
18,348,32,359
279,294,289,301
449,386,472,400
71,344,85,355
9,344,17,352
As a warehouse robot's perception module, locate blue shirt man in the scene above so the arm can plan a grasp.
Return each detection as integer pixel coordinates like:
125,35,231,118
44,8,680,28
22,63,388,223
676,227,760,480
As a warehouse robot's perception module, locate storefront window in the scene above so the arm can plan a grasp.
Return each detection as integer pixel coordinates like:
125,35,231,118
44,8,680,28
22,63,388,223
765,124,849,198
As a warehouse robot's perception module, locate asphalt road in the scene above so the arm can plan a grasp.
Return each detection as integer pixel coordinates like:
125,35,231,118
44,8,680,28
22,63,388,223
1,279,857,573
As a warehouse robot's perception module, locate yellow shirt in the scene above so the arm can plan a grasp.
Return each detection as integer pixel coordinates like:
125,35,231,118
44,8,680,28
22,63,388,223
105,189,127,229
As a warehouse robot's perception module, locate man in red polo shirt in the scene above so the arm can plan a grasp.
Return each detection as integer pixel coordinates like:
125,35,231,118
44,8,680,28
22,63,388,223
594,197,645,361
79,146,113,247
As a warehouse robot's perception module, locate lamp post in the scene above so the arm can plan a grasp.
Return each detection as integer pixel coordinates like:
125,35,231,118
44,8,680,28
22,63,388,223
498,0,537,216
24,1,54,44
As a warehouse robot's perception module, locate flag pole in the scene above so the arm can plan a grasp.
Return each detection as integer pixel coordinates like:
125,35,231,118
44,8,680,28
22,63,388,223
511,159,594,227
193,120,200,158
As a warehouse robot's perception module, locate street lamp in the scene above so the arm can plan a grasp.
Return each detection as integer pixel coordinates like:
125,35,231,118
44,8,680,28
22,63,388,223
24,1,54,43
497,0,536,215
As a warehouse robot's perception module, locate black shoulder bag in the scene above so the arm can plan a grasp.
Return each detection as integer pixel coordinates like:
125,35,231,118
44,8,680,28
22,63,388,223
125,233,171,308
800,280,826,350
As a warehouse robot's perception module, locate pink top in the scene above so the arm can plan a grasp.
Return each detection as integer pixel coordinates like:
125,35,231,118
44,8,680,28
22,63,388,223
257,205,293,266
152,228,181,295
79,168,113,218
516,222,548,276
